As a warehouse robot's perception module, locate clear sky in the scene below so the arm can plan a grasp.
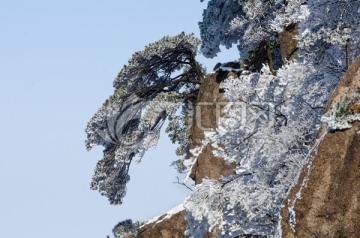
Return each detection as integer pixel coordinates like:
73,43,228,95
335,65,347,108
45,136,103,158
0,1,238,237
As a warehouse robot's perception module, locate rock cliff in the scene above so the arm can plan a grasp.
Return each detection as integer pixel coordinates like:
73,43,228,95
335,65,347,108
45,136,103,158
187,71,237,185
137,210,187,238
281,57,360,238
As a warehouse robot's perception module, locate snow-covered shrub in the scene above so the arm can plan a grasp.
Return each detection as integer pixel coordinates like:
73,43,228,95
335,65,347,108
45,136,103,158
112,219,143,238
322,93,360,130
183,61,338,237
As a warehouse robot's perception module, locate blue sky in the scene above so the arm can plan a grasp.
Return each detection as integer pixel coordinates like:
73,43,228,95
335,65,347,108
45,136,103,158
0,1,238,237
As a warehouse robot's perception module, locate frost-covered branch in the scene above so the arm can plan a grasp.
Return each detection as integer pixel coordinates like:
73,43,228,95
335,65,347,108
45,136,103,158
173,176,193,191
183,61,339,237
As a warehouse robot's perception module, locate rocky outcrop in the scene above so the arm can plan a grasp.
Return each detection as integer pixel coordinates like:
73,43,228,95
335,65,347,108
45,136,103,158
278,23,298,62
281,57,360,237
188,71,237,184
326,57,360,111
137,210,187,238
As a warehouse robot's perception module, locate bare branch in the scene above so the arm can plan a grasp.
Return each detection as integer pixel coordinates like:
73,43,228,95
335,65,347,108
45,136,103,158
173,176,193,191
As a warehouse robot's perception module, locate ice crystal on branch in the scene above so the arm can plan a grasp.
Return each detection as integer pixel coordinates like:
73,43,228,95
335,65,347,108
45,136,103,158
85,32,203,204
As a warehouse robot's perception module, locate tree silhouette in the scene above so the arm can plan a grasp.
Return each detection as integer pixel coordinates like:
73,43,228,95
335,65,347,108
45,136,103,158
85,32,204,204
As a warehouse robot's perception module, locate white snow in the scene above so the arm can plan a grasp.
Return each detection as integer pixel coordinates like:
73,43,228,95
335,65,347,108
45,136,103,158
144,203,185,225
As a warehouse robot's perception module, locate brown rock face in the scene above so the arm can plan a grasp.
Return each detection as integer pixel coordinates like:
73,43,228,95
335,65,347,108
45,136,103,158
281,58,360,237
188,71,237,184
137,209,220,238
137,210,187,238
326,57,360,111
279,23,298,62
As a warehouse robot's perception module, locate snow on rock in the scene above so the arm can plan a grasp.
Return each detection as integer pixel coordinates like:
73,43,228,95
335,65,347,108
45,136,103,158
145,203,185,225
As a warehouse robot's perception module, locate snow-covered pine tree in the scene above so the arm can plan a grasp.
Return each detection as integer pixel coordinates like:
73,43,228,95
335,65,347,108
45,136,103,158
199,0,304,64
112,219,143,238
85,32,204,205
299,0,360,67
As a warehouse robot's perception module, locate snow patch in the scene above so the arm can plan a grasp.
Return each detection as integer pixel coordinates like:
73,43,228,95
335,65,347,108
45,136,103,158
287,130,328,231
145,203,185,225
